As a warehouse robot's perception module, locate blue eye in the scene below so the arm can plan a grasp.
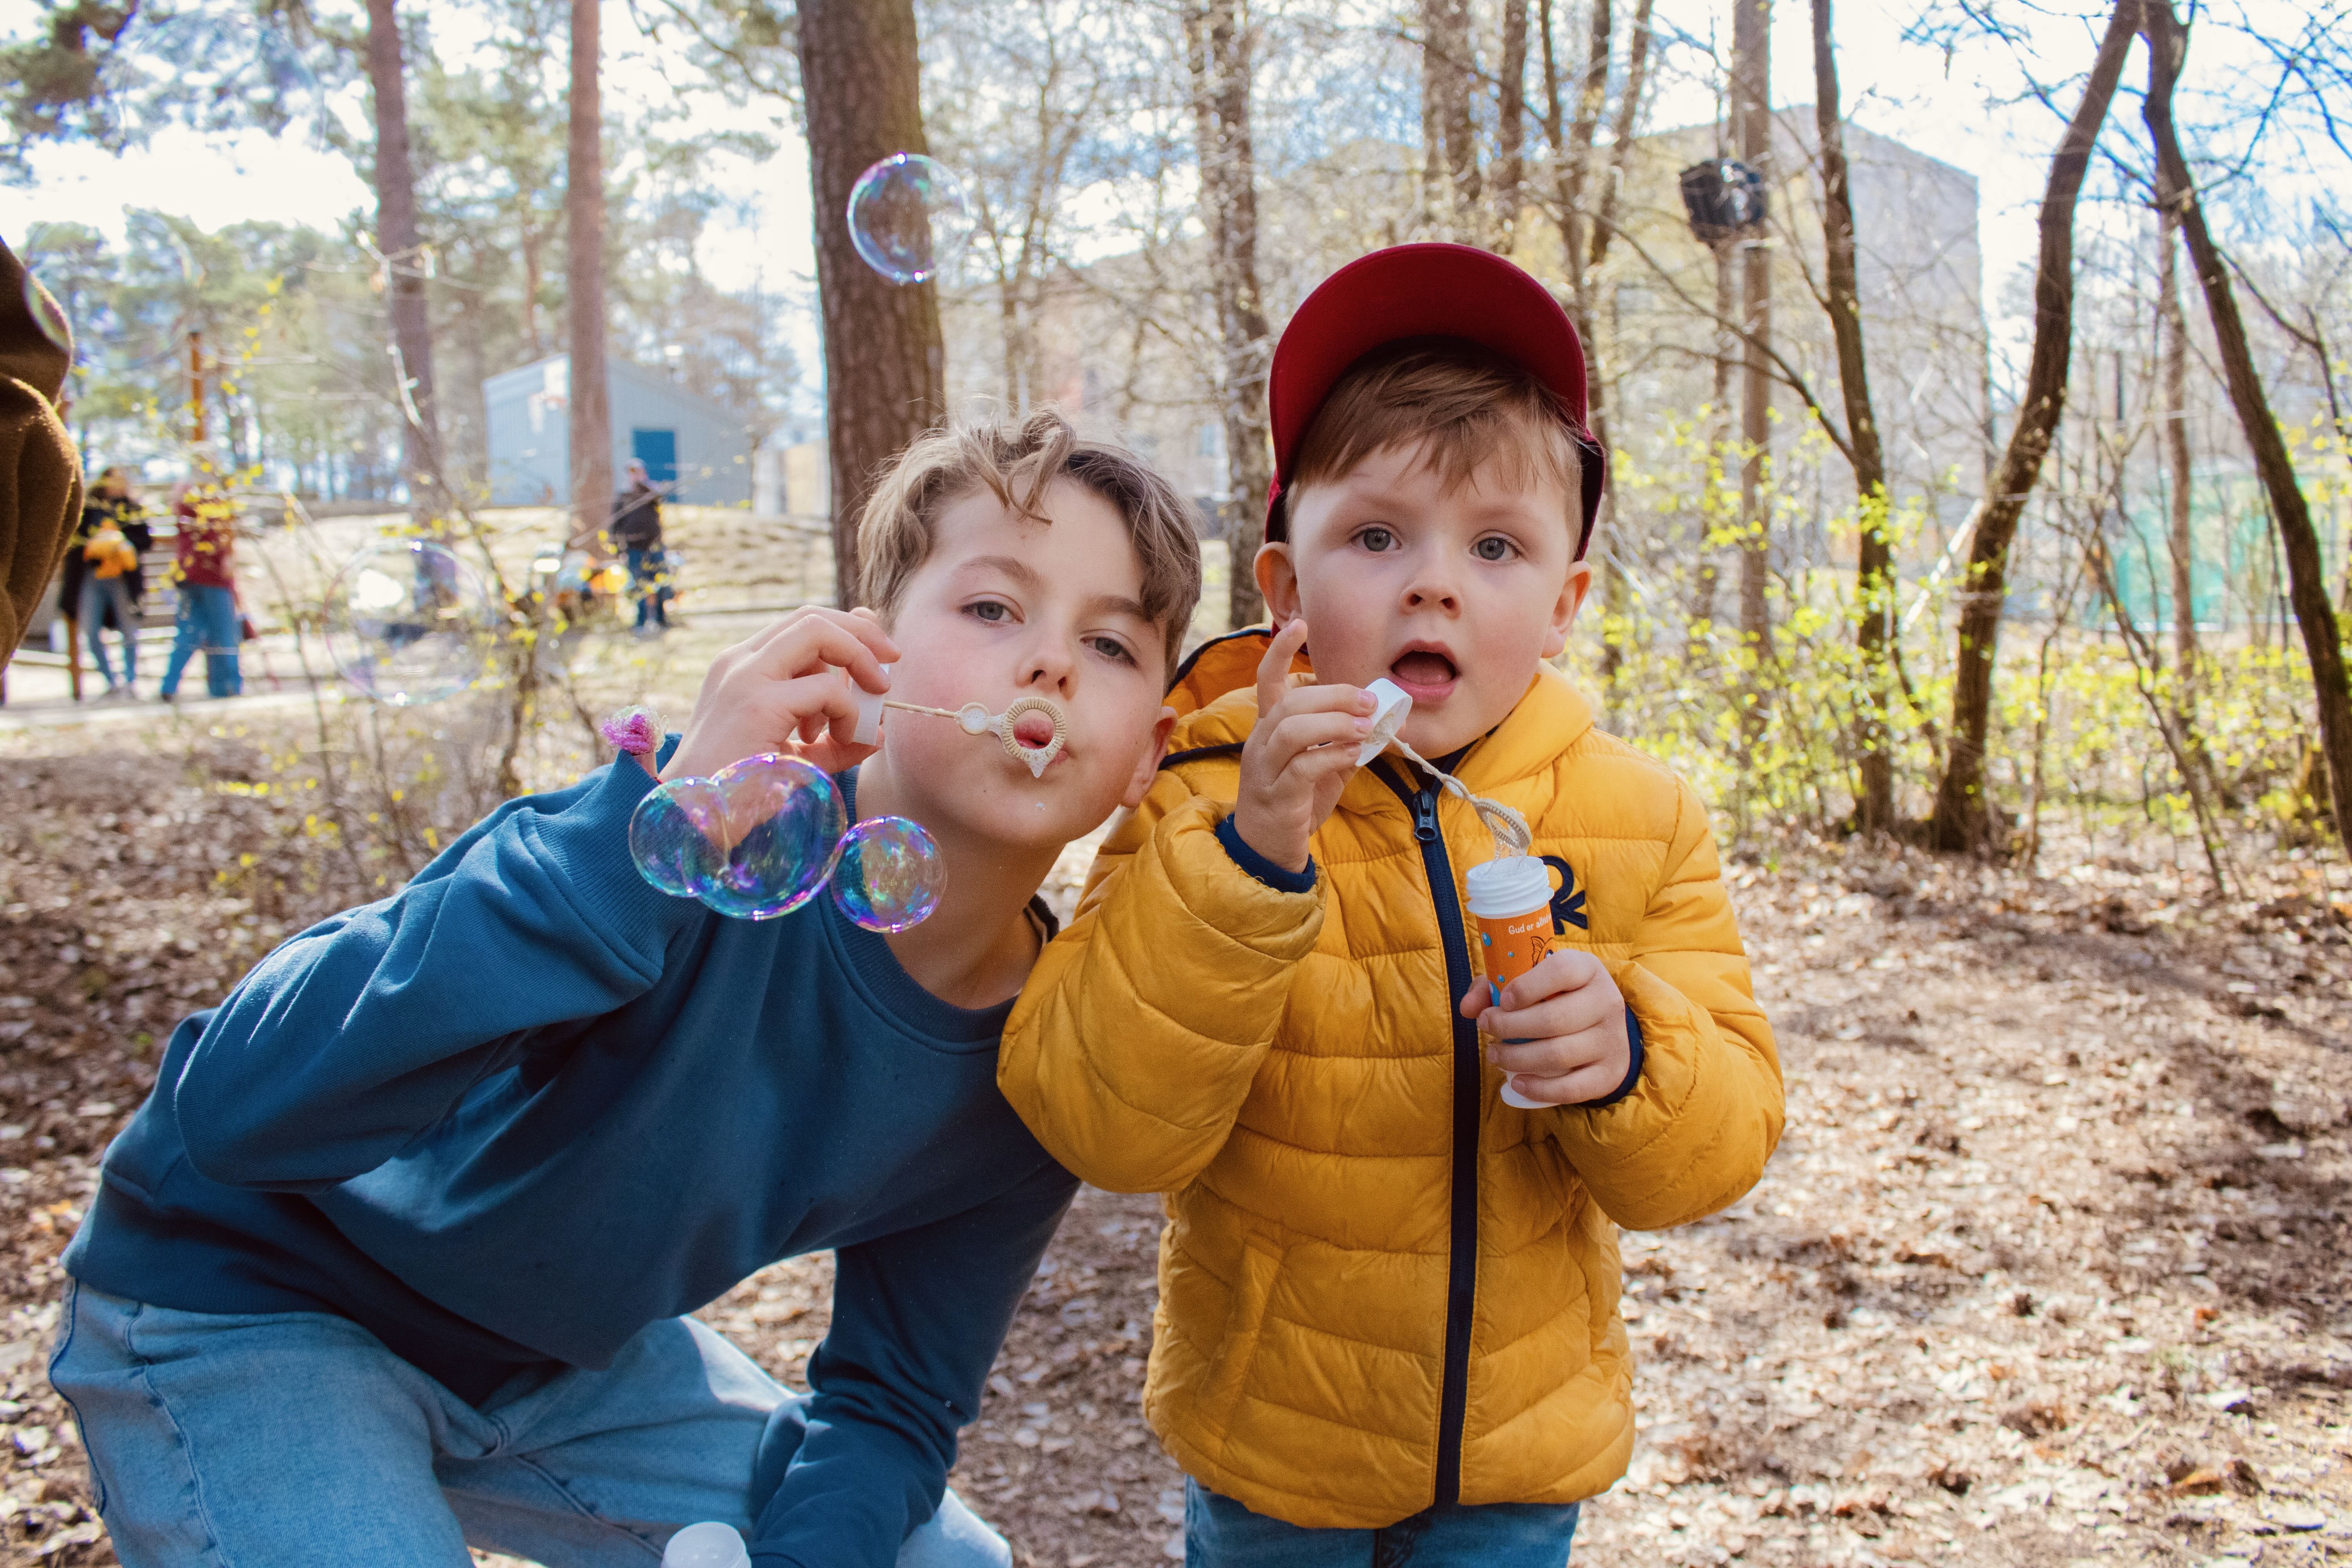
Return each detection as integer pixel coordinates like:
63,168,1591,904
1089,635,1135,665
1473,537,1517,563
969,600,1010,622
1358,527,1396,552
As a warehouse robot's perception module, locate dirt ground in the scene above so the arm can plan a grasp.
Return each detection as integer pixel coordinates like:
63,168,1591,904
0,662,2347,1566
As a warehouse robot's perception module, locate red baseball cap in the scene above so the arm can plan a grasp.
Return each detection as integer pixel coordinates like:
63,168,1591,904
1264,242,1606,557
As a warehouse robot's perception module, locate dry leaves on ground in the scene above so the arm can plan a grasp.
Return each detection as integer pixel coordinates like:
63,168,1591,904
1,703,2346,1568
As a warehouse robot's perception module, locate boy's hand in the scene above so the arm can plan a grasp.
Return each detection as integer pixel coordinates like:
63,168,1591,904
1231,619,1376,875
661,608,899,782
1459,950,1632,1106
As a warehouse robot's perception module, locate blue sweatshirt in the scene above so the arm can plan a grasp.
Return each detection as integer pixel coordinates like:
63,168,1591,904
65,752,1077,1567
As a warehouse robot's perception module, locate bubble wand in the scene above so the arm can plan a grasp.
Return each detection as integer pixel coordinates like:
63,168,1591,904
851,681,1067,779
1354,680,1549,1110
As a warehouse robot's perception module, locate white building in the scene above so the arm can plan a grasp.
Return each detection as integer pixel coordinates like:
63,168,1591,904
481,356,755,508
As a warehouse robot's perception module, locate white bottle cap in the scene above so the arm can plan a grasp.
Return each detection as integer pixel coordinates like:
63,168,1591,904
1464,854,1552,920
852,663,894,747
1356,678,1412,765
663,1521,750,1568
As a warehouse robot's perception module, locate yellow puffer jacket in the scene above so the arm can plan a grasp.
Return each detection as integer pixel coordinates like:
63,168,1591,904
999,631,1782,1528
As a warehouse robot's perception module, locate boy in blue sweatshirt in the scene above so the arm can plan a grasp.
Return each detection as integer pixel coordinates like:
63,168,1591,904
50,410,1200,1568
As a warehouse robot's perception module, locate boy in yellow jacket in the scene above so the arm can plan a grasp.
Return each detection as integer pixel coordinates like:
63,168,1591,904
998,244,1782,1564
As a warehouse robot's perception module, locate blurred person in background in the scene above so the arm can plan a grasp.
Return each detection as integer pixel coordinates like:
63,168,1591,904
68,466,150,700
158,480,242,701
611,457,670,636
1,234,84,674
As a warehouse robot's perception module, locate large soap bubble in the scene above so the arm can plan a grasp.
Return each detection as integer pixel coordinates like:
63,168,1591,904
847,154,971,286
628,777,728,898
697,754,848,920
831,815,945,933
121,13,332,148
323,540,497,706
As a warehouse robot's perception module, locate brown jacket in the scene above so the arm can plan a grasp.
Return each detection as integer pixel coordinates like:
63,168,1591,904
1,236,83,668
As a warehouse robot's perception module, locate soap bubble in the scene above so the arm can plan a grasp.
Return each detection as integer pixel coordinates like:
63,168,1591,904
697,754,847,920
628,778,728,898
323,540,498,706
122,13,333,149
847,154,970,286
20,268,70,353
831,815,945,933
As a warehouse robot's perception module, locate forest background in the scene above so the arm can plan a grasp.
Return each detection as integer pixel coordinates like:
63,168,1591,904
0,0,2350,1563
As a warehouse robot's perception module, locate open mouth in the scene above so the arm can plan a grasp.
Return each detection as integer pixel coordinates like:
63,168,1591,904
1390,648,1459,693
1011,710,1058,751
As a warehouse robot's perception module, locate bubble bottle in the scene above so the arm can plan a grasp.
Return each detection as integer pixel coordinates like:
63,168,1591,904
1354,681,1548,1108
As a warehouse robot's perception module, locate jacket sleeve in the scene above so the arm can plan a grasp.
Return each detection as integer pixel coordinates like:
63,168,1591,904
1549,781,1782,1229
172,756,706,1191
749,1160,1077,1568
999,771,1325,1194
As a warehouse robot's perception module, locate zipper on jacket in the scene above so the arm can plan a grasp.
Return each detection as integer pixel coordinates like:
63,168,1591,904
1379,761,1479,1508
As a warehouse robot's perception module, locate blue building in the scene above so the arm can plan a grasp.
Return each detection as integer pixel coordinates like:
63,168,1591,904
482,355,754,507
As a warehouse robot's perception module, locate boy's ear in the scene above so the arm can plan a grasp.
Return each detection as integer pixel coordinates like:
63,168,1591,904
1254,542,1301,627
1542,560,1594,660
1120,705,1180,809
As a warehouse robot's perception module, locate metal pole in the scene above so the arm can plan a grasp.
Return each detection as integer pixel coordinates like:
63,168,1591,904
190,330,206,446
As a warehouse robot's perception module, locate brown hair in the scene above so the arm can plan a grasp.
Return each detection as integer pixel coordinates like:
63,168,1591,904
854,408,1203,673
1280,338,1593,552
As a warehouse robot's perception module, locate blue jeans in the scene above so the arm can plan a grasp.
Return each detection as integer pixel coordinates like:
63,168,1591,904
78,575,138,686
627,547,670,628
160,583,241,698
49,1283,1009,1568
1184,1478,1578,1567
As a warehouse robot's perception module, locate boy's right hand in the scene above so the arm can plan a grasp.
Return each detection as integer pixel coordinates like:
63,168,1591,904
1230,619,1376,875
660,607,899,782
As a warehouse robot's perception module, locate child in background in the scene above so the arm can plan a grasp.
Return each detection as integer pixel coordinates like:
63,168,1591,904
157,479,241,701
1000,245,1782,1565
68,466,149,701
54,410,1200,1568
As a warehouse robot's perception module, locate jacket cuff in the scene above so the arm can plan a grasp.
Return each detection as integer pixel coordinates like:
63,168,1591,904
1578,1007,1646,1109
1215,813,1317,894
531,746,708,953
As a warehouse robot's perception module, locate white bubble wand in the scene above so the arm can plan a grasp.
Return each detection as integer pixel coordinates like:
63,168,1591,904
852,678,1068,780
1355,678,1530,858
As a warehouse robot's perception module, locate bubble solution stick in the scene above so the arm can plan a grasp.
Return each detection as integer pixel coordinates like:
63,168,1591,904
852,679,1070,780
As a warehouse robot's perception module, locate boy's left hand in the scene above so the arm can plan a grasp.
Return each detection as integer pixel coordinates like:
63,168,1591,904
1459,950,1631,1107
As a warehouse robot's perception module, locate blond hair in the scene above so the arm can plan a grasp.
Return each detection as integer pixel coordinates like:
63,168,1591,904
854,408,1203,673
1282,339,1592,549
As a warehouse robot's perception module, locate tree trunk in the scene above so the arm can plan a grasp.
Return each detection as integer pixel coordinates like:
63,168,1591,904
2158,205,2196,671
1810,0,1893,833
2141,0,2352,848
1587,0,1651,281
1578,0,1651,701
367,0,440,523
1694,238,1735,635
1419,0,1479,232
1184,0,1274,630
1492,0,1529,246
1733,0,1771,653
797,0,946,604
566,0,612,552
1927,0,2134,851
